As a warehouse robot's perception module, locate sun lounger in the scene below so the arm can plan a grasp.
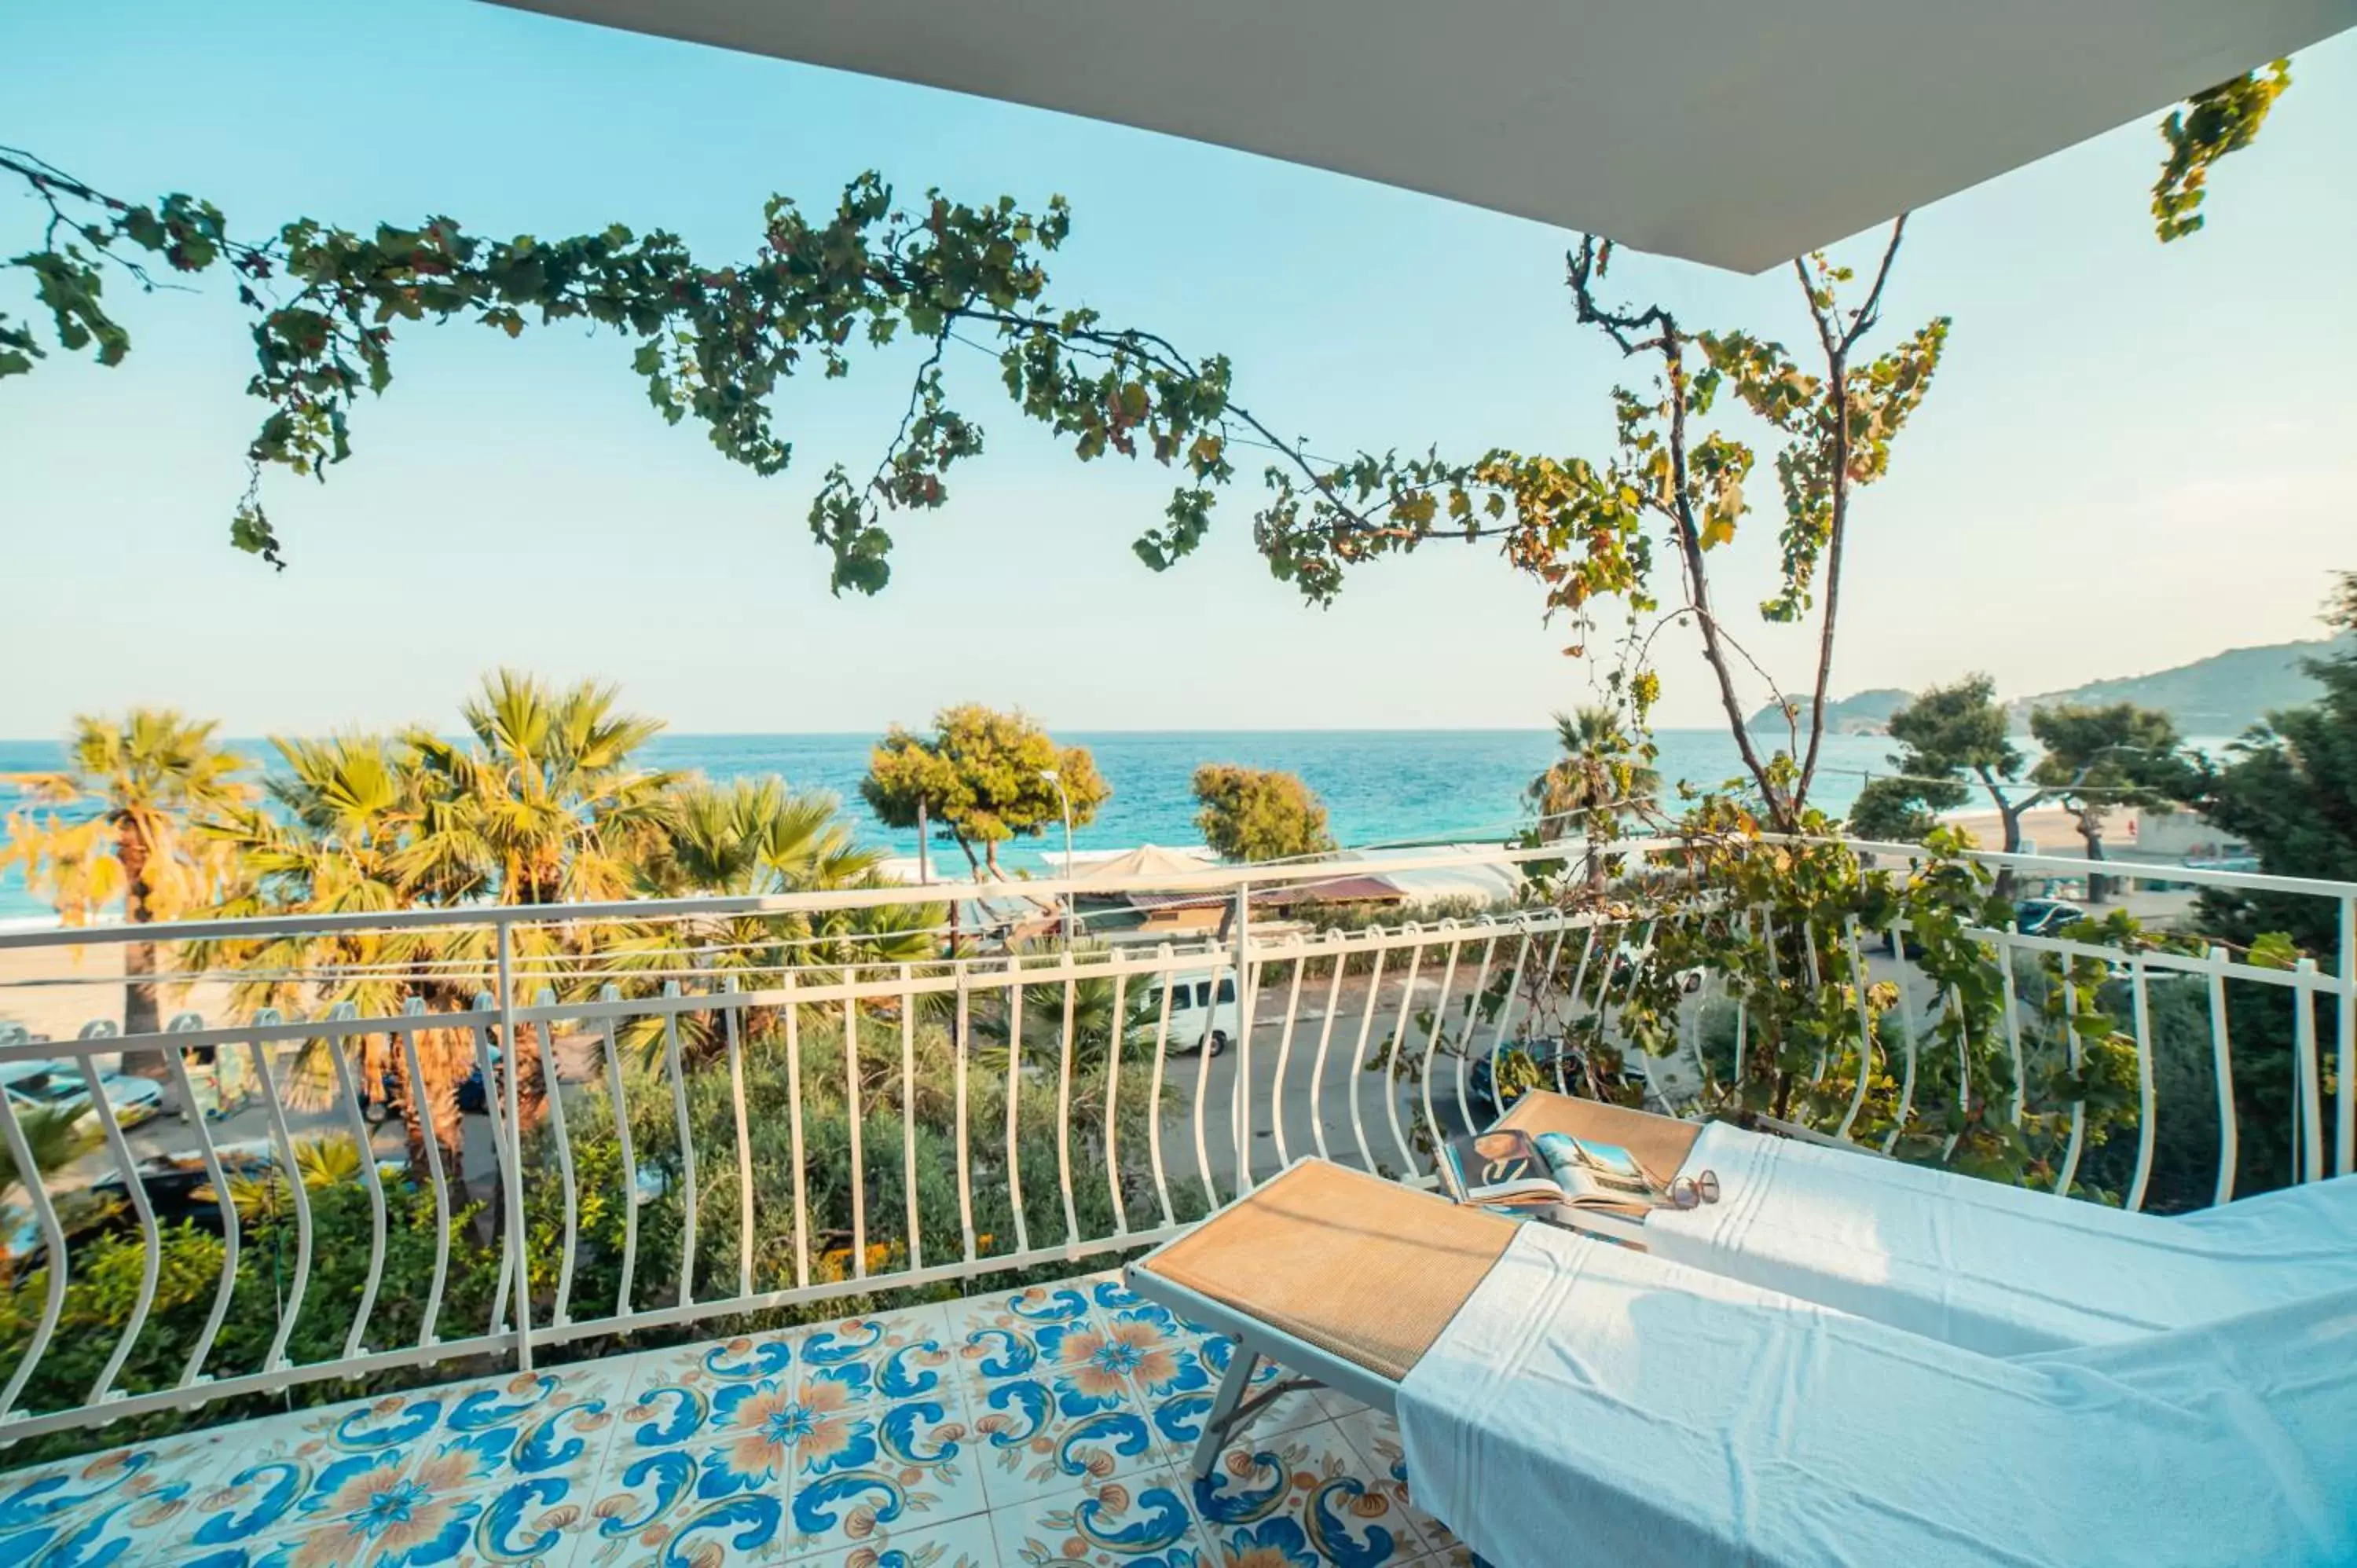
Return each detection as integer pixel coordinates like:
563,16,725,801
1498,1088,2357,1355
1126,1157,2357,1568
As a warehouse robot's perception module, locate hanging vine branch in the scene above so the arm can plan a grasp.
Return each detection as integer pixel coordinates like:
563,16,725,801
0,146,1391,585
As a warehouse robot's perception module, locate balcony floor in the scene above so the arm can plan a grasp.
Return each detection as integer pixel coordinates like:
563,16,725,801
2,1268,1477,1567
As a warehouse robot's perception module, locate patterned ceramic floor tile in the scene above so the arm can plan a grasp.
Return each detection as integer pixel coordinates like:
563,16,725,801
1325,1408,1462,1563
1186,1418,1425,1568
149,1360,632,1566
988,1466,1209,1568
0,1438,214,1568
13,1279,1432,1568
783,1508,999,1568
942,1288,1179,1511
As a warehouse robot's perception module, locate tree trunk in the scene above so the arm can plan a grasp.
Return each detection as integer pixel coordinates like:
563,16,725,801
2079,819,2110,904
513,1020,549,1135
422,1028,471,1201
115,823,165,1064
396,1033,434,1174
984,839,1002,877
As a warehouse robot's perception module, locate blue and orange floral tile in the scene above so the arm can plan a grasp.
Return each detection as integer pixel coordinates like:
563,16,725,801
148,1359,633,1567
1186,1419,1429,1568
994,1466,1209,1568
1,1273,1457,1568
0,1436,214,1568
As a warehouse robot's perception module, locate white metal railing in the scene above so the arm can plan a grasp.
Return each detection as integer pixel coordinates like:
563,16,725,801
0,834,2350,1444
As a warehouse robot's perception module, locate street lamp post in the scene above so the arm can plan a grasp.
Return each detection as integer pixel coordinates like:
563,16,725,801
1040,768,1076,945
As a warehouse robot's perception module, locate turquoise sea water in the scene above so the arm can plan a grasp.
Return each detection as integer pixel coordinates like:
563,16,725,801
0,728,1898,921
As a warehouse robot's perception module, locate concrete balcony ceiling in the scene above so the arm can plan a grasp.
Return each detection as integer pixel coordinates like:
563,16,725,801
495,0,2354,272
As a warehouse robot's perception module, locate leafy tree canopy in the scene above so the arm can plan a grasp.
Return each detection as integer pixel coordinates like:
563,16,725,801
1190,764,1335,863
861,705,1109,875
2175,574,2357,952
2153,60,2293,242
1846,676,2029,849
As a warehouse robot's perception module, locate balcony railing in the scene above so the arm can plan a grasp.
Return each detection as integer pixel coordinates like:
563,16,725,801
2,835,2350,1448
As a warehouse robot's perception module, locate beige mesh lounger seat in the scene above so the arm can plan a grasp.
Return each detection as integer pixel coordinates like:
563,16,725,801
1497,1086,2357,1354
1123,1156,1516,1475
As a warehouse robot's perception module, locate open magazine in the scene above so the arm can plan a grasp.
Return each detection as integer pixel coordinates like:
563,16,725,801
1440,1127,1673,1221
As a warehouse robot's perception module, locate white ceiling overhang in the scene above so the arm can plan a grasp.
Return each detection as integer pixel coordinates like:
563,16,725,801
493,0,2353,272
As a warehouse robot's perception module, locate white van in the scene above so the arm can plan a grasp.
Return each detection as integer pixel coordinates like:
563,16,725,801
1144,971,1237,1056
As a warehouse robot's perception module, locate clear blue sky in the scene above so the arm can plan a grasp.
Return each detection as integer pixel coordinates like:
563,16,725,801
3,3,2352,738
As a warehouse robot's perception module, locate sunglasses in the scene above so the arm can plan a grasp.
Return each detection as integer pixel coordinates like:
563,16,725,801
1666,1169,1721,1210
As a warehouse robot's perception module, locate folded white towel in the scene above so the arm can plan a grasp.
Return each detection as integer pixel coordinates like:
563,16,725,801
1639,1121,2357,1354
1398,1222,2357,1568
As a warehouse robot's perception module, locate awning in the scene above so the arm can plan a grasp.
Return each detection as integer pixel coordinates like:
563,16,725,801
494,0,2352,271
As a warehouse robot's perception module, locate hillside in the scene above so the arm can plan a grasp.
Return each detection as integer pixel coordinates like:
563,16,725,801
1746,687,1912,737
2003,639,2343,735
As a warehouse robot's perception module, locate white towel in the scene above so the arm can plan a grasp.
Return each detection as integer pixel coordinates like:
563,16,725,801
1639,1122,2357,1355
1396,1222,2357,1568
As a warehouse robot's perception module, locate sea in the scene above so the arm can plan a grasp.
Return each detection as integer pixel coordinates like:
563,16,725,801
0,728,1904,924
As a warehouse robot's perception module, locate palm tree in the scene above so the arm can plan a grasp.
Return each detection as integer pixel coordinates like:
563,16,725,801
2,710,252,1040
391,672,679,1131
196,734,477,1178
1526,707,1661,832
593,775,937,1067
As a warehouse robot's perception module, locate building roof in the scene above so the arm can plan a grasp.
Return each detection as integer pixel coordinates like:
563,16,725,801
1123,874,1403,913
497,0,2352,272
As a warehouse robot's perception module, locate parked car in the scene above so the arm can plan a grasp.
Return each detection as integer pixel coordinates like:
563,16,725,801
1142,971,1235,1055
0,1057,166,1129
2012,898,2088,938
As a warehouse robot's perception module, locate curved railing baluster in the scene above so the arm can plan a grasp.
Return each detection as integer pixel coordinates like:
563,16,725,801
72,1024,157,1407
2055,966,2087,1196
1380,928,1428,1176
1485,926,1534,1106
1145,947,1177,1228
533,986,581,1326
159,1015,240,1386
0,1084,68,1424
1997,927,2027,1129
596,984,639,1314
1307,932,1347,1163
1002,963,1028,1255
470,991,514,1341
1836,918,1876,1143
1267,938,1307,1169
1054,967,1080,1247
953,965,977,1261
2126,959,2157,1211
2205,950,2237,1207
317,1003,387,1358
899,962,922,1271
783,975,810,1290
662,982,697,1300
1881,926,1922,1158
720,976,753,1299
1455,935,1497,1124
1190,955,1222,1207
245,1009,313,1374
394,999,451,1350
1345,946,1387,1174
2293,959,2324,1185
1940,984,1970,1165
1416,928,1465,1168
1103,968,1130,1235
